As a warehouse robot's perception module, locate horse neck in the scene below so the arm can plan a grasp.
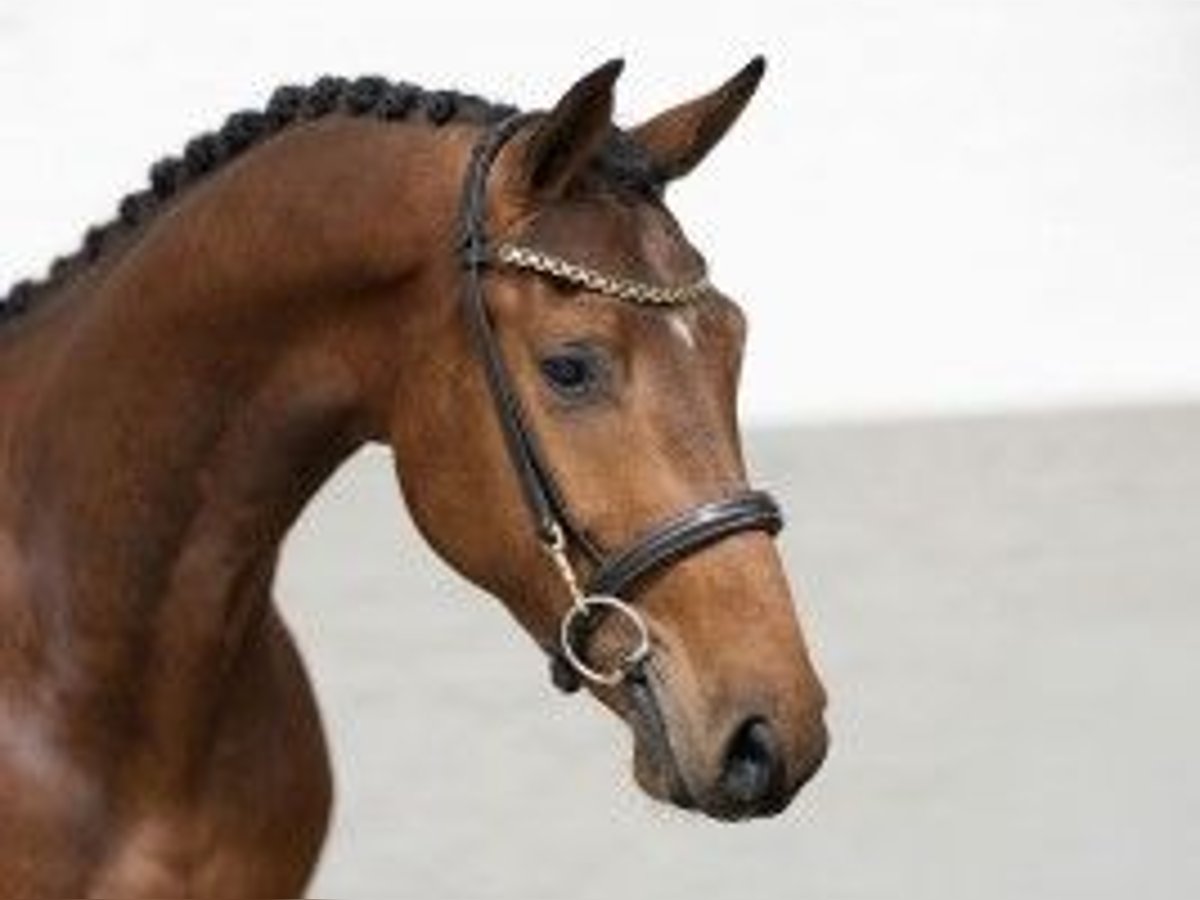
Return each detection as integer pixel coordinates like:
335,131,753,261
6,119,469,680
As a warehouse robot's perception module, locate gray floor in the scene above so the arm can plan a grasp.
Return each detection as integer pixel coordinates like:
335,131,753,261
278,404,1200,899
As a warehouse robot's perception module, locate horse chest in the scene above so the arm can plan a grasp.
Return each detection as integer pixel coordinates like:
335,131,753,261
0,614,329,896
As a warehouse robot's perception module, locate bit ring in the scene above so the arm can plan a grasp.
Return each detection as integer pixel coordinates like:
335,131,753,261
559,595,650,687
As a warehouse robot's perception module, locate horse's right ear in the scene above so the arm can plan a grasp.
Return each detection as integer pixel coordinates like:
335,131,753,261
513,59,624,198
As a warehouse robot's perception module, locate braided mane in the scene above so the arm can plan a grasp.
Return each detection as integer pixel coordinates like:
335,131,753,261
0,75,658,324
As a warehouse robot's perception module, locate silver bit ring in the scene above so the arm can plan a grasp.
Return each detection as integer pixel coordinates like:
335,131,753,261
559,595,650,687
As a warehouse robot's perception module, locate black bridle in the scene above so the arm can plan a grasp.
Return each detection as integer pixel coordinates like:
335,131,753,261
458,114,784,698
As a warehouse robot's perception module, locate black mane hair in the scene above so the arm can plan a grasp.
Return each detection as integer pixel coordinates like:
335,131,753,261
0,75,659,323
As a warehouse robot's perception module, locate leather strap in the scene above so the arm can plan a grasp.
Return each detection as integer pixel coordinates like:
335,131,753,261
458,113,603,563
587,490,783,598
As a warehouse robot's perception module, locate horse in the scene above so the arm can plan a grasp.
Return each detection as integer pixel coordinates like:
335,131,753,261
0,59,828,896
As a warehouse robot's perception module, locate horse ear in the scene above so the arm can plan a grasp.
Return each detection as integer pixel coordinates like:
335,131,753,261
631,57,766,183
517,59,624,197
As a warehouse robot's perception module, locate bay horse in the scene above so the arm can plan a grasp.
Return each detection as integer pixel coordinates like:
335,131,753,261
0,59,827,896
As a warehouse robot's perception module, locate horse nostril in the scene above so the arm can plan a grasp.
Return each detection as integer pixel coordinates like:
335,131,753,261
719,717,782,810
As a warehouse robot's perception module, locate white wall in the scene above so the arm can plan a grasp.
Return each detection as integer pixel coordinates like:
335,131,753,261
2,0,1197,425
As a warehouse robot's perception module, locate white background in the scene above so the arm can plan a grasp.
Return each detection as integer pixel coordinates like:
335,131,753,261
2,0,1197,425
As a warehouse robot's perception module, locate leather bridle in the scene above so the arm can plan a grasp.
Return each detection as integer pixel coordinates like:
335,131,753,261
458,113,785,699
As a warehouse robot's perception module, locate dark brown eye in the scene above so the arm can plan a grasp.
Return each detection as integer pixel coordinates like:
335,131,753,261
539,346,604,399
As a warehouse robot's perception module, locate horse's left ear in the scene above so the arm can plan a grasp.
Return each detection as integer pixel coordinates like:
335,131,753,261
632,57,766,183
516,58,624,198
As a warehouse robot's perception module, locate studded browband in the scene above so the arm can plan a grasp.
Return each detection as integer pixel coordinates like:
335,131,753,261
494,242,712,307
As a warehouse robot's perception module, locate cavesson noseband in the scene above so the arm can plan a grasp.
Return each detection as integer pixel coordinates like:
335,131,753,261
458,113,784,692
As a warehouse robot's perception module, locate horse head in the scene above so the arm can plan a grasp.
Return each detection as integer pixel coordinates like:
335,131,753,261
390,60,828,820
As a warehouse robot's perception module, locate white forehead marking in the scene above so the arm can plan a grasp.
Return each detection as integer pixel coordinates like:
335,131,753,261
667,311,699,351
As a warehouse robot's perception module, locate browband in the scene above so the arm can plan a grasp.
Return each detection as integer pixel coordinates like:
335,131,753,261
495,242,712,307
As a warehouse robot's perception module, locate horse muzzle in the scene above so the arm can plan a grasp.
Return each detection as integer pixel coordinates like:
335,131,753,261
624,661,829,820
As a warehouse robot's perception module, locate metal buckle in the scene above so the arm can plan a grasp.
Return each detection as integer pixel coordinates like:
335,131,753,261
543,521,650,687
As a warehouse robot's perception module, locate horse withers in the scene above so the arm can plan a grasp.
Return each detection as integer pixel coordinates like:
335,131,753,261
0,59,827,896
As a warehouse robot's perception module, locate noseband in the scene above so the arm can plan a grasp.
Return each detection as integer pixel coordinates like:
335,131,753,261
458,114,784,694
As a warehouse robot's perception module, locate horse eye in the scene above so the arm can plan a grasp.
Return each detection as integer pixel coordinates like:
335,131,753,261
539,348,601,398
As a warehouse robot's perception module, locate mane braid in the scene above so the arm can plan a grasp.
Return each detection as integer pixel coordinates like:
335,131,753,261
0,76,545,323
